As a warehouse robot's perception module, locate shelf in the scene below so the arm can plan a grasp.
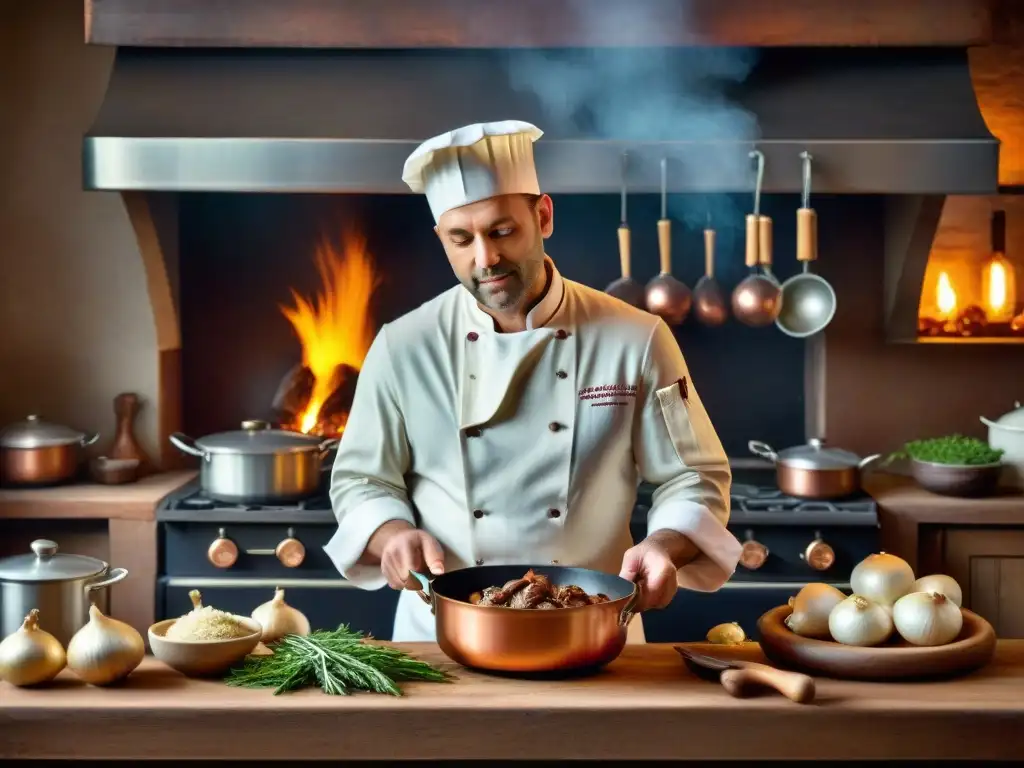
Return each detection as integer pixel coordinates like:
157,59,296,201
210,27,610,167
866,471,1024,525
0,471,197,521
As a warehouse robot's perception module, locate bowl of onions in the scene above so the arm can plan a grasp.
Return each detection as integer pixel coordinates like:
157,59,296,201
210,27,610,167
149,589,262,678
757,552,997,680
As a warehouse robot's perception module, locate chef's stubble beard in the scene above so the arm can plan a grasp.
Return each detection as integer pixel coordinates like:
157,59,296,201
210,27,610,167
471,233,546,313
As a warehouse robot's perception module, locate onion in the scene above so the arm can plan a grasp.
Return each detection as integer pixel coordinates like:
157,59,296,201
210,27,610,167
850,552,916,607
910,574,963,608
0,609,66,687
892,591,963,646
706,622,746,645
251,587,311,643
784,583,846,639
828,594,894,647
67,604,145,686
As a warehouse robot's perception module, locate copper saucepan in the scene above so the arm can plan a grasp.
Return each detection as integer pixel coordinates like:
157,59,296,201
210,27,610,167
411,565,641,674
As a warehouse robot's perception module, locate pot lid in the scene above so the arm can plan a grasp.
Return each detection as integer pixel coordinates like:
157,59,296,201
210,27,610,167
987,401,1024,430
195,420,326,454
0,414,87,449
775,438,863,470
0,539,107,583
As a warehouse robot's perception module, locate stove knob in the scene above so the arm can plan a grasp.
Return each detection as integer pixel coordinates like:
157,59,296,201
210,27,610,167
207,528,238,569
275,527,305,568
801,538,835,571
739,538,769,571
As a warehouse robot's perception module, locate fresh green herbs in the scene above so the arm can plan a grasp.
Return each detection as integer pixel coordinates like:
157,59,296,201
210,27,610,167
891,435,1004,466
223,624,453,696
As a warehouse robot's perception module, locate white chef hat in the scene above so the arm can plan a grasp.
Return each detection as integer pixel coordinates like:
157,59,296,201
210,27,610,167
402,120,544,224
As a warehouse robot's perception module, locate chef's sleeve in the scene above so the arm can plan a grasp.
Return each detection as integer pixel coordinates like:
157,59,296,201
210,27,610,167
633,318,742,592
324,326,417,590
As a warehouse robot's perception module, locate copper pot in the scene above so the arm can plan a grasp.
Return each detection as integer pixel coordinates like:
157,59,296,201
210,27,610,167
748,438,881,500
0,415,99,487
411,565,640,674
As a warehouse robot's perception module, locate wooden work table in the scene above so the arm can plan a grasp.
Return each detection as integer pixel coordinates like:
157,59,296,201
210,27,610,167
2,642,1022,761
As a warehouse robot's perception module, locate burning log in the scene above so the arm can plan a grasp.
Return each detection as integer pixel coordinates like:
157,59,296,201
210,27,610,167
271,362,360,437
271,363,315,424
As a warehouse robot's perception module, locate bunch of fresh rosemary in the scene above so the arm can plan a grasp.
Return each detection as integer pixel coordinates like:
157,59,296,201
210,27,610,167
223,624,453,696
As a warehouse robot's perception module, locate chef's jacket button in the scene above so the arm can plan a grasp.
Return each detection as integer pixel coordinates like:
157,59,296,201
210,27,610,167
467,331,479,341
548,421,565,432
555,329,568,340
475,558,484,566
548,508,561,518
473,509,485,519
465,427,482,438
556,370,568,379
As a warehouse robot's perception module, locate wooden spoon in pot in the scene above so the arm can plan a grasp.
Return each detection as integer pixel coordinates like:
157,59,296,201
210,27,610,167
645,158,692,325
605,152,646,308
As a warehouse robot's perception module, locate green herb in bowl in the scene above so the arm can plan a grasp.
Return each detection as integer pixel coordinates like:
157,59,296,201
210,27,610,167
890,435,1004,497
894,435,1004,466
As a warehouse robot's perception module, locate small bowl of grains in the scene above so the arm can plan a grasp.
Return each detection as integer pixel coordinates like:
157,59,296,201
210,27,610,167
149,589,262,677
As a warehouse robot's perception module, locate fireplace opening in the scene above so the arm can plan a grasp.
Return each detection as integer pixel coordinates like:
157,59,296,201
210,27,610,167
918,205,1023,342
272,229,380,437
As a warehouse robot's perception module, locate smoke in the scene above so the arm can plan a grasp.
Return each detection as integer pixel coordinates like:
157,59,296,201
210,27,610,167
499,0,761,232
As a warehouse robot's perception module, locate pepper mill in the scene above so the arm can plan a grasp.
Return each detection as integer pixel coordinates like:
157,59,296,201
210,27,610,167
110,392,153,475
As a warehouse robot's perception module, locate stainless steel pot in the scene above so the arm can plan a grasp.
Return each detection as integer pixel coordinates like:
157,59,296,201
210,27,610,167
749,438,881,500
0,414,99,487
0,539,128,648
169,420,339,504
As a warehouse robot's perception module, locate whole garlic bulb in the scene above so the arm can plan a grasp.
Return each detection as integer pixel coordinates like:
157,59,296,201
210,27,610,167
850,552,916,607
892,591,964,646
67,604,145,685
828,594,894,647
785,583,846,639
0,609,66,687
910,574,963,608
251,587,311,643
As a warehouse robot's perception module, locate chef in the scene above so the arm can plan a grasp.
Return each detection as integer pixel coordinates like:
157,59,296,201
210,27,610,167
325,120,742,643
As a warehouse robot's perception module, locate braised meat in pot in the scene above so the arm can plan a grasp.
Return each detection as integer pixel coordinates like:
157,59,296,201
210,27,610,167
467,569,611,610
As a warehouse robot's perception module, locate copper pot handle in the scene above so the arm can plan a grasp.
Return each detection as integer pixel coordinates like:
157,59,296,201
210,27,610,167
748,440,778,463
317,438,340,461
410,570,436,615
619,581,643,626
81,433,100,448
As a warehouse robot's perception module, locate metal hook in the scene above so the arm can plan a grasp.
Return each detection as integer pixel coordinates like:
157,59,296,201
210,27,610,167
749,149,765,216
620,151,629,225
800,151,813,211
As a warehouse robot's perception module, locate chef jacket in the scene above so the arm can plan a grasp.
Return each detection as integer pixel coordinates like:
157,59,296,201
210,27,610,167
325,256,742,642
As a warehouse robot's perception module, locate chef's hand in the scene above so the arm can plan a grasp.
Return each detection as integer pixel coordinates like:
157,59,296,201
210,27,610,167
619,537,684,612
378,524,446,591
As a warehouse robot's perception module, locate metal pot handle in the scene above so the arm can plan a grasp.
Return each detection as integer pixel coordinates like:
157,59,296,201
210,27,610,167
318,437,340,461
410,570,436,615
748,440,778,463
858,453,883,472
85,567,129,596
169,433,210,461
618,581,644,627
81,433,100,448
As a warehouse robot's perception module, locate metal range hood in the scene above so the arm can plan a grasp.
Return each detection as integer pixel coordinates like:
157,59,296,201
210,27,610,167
84,47,999,195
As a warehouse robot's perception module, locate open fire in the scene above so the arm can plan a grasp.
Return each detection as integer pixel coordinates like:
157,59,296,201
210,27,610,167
918,208,1022,341
272,228,380,436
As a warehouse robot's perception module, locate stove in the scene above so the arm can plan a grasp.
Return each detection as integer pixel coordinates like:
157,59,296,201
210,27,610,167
156,464,878,643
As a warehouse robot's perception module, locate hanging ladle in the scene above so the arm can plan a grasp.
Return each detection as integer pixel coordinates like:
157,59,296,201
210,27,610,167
645,158,692,325
605,151,646,308
692,212,728,326
775,151,837,338
731,150,783,327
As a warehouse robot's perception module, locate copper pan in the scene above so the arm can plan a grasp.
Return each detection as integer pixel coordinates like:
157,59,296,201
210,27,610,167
411,565,641,674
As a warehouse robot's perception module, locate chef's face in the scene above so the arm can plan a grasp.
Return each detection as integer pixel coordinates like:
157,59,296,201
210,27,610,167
436,193,554,313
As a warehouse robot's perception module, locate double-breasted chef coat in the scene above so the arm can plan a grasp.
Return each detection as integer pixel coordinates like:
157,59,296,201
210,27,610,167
325,256,742,643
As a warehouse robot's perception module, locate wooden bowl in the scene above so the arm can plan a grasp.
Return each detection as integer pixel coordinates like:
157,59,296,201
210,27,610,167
757,604,996,681
148,616,262,678
909,458,1002,497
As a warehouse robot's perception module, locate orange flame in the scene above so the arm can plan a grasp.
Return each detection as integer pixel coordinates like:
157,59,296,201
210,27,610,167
936,271,957,318
279,229,379,434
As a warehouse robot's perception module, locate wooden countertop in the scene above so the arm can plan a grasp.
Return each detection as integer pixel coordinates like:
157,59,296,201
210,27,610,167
2,642,1023,761
0,470,196,520
866,470,1024,525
